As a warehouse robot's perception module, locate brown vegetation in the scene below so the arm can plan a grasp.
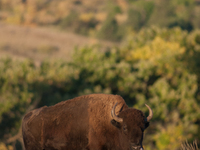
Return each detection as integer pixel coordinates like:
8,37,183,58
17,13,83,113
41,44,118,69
181,140,199,150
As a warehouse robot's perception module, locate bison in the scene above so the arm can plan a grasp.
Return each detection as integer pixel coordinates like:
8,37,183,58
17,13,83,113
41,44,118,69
22,94,153,150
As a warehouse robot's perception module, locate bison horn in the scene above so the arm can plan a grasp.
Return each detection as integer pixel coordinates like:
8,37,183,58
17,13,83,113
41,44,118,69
111,102,123,123
145,104,153,122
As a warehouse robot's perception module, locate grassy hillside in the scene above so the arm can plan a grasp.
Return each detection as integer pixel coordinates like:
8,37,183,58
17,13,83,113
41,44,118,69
0,0,200,41
0,22,115,63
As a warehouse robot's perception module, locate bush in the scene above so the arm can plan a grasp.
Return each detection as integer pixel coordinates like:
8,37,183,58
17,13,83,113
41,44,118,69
96,13,124,41
60,12,98,35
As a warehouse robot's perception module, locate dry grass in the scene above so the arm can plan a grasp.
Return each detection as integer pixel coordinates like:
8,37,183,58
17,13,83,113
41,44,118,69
0,22,115,64
181,140,199,150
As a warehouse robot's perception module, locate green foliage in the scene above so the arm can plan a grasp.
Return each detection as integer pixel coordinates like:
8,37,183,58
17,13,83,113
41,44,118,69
0,142,13,150
126,1,155,30
96,13,124,41
0,58,35,138
121,27,200,149
1,27,200,150
184,30,200,76
60,12,98,35
60,11,79,29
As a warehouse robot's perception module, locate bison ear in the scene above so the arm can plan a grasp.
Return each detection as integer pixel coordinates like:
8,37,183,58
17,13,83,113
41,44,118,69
111,119,121,129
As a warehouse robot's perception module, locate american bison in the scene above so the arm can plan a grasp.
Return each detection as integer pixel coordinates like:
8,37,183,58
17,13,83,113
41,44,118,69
22,94,153,150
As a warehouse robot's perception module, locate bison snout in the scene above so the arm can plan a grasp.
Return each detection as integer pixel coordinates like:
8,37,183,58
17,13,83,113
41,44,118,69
131,147,143,150
131,144,143,150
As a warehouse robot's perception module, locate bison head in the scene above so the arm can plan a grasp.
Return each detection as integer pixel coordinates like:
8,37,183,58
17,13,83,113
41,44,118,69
111,103,153,150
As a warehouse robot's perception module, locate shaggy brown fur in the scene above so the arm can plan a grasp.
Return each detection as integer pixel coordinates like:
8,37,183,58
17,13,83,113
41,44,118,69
22,94,150,150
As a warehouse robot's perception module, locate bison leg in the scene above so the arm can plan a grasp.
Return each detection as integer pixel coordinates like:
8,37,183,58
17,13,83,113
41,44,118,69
86,133,108,150
86,144,107,150
23,144,42,150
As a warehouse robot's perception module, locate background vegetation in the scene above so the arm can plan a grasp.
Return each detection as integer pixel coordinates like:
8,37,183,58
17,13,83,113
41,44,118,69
0,0,200,41
0,0,200,150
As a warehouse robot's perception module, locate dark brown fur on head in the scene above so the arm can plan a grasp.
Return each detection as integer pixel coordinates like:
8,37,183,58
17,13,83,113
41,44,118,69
111,108,149,150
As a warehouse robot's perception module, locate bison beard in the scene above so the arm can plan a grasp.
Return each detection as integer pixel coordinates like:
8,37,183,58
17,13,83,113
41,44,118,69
22,94,153,150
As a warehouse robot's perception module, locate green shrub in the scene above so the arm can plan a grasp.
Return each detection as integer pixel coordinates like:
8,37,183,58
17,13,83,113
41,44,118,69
96,13,124,41
60,12,98,35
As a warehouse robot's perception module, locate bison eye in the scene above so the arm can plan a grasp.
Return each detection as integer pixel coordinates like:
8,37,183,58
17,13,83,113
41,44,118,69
123,124,127,132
